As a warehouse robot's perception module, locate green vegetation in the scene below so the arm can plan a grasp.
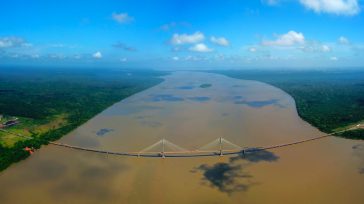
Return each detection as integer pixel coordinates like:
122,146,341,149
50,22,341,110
336,129,364,140
0,67,166,171
212,69,364,140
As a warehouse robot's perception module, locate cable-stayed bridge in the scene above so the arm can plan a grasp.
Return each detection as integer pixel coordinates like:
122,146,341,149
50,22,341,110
1,127,355,158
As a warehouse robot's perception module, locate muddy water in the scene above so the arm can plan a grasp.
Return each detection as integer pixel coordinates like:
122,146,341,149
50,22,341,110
0,72,363,204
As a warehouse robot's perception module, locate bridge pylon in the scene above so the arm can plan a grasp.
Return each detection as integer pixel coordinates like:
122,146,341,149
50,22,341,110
161,138,165,158
138,138,188,158
198,137,242,156
219,137,223,156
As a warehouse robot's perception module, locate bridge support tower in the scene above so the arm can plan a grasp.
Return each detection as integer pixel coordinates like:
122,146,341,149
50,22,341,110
219,137,223,156
162,138,166,158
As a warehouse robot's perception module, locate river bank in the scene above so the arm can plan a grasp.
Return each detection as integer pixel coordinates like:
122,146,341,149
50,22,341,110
211,69,364,140
0,68,166,171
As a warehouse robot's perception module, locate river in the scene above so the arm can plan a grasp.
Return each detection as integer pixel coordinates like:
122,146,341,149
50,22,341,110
0,72,363,203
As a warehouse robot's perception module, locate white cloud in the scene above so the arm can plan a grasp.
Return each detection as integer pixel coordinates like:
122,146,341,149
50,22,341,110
171,31,205,45
210,36,229,46
299,41,333,53
92,51,102,59
184,55,207,61
112,12,133,24
338,36,350,44
321,44,331,52
299,0,360,15
0,37,28,48
263,31,305,46
330,56,338,61
189,43,213,52
172,56,179,61
249,47,257,52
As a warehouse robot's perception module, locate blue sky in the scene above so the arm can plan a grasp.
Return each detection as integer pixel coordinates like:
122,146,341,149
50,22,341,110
0,0,363,69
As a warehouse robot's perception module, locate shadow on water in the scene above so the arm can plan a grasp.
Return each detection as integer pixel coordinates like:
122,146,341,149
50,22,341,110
230,148,280,163
96,128,114,137
187,96,211,102
194,163,253,194
234,99,280,108
193,149,279,195
150,94,184,102
352,144,364,174
176,85,195,90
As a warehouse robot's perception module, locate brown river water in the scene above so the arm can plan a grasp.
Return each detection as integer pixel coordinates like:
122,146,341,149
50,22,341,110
0,72,363,204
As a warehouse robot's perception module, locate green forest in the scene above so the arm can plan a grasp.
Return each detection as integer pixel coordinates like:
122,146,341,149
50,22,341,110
0,67,166,171
213,69,364,140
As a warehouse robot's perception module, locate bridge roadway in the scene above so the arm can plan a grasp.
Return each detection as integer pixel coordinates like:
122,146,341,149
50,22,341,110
1,127,352,158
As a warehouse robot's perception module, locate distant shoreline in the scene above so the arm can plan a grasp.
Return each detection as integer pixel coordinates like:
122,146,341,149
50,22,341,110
211,70,364,140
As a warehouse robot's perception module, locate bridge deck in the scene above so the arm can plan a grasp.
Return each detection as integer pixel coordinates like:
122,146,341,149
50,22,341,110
0,128,343,158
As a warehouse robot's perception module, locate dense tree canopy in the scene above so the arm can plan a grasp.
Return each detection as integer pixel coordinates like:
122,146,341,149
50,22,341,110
0,68,166,171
